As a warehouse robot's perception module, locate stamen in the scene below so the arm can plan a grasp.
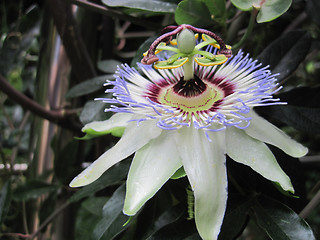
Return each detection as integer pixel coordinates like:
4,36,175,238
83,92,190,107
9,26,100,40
141,24,232,65
173,75,207,97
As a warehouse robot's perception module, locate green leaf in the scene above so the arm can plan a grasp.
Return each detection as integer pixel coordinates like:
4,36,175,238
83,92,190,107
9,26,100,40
218,195,251,240
256,0,292,23
75,197,108,240
100,213,130,240
78,112,131,140
147,204,186,237
13,180,58,201
175,0,213,28
260,87,320,134
101,0,177,13
231,0,292,23
79,100,109,125
264,105,320,135
68,159,130,203
92,184,129,240
147,216,199,239
231,0,254,11
78,126,125,140
171,167,186,180
257,30,311,82
0,181,12,225
97,60,122,74
83,197,109,216
251,196,316,240
201,0,226,21
65,75,113,99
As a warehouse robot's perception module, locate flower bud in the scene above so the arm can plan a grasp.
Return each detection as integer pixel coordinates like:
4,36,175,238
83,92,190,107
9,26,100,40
177,28,196,54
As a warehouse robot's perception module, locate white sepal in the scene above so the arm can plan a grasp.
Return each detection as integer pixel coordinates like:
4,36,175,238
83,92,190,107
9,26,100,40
175,127,228,240
244,110,308,158
227,126,294,193
70,120,162,187
123,131,182,215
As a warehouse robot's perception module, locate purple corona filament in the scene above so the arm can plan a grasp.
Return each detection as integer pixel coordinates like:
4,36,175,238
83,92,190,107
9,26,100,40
98,49,283,134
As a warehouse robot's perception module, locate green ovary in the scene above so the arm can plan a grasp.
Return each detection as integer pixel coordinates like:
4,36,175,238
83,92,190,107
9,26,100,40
159,84,223,113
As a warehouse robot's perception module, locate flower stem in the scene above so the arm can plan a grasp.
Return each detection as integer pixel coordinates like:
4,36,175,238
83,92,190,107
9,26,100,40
183,56,195,81
233,9,258,49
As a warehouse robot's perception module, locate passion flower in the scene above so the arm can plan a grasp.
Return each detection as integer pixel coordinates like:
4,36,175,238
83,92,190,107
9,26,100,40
70,25,307,240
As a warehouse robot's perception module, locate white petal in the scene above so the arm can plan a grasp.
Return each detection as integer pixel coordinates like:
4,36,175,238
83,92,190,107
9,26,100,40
226,126,294,193
70,120,162,187
123,130,182,215
244,110,308,158
82,112,132,133
175,127,228,240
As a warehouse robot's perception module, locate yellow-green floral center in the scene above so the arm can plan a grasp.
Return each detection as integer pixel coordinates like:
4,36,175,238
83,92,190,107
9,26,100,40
157,79,224,113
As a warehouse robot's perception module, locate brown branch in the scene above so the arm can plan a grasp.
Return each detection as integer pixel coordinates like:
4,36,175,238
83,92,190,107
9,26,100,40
0,75,82,132
28,201,70,239
299,189,320,219
68,0,162,30
46,0,97,83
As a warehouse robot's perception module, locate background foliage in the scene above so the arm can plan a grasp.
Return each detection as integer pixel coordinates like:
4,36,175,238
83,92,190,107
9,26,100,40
0,0,319,239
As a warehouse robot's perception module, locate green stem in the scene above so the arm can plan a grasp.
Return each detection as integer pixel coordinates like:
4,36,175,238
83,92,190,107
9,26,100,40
22,201,29,235
232,9,258,49
183,56,195,81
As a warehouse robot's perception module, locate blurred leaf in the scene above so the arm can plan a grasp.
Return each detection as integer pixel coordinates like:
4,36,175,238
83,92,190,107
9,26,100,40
66,75,113,99
8,67,23,91
201,0,226,22
92,184,128,240
0,34,23,76
13,180,58,201
101,0,177,13
54,139,80,184
39,193,57,226
0,181,12,225
231,0,292,23
306,0,320,25
257,30,311,81
79,100,109,125
131,35,157,68
175,0,213,27
0,25,38,76
68,159,130,203
75,197,108,240
251,196,316,240
97,60,122,74
260,87,320,134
